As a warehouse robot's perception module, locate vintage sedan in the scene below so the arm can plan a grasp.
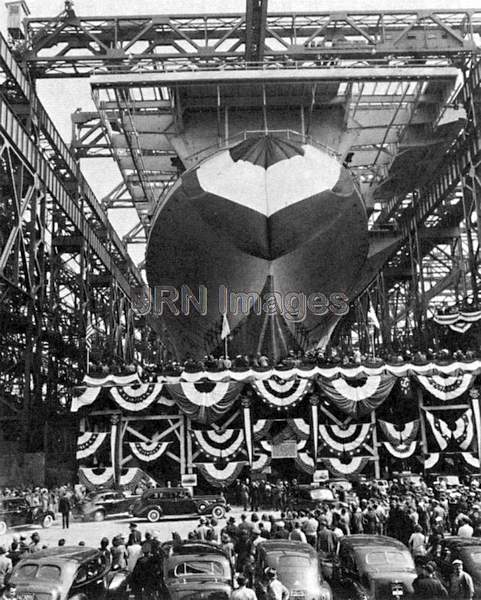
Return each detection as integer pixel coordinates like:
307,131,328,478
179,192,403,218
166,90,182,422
330,535,416,600
432,537,481,598
161,541,233,600
0,497,55,535
8,546,129,600
254,540,332,600
131,487,229,522
73,490,133,522
291,485,336,512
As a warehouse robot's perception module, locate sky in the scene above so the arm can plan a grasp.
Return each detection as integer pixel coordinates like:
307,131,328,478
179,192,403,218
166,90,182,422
2,0,481,266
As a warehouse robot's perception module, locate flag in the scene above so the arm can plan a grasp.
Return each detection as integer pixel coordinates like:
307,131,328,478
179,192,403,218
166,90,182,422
221,313,230,340
367,301,380,330
85,318,95,351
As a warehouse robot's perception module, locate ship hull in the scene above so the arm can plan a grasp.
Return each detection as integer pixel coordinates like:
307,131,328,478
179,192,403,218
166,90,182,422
146,137,369,359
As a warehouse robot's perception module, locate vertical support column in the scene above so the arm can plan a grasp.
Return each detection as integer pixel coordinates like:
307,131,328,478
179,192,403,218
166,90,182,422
110,414,122,488
186,415,193,474
469,388,481,477
371,410,380,479
242,397,253,468
179,415,186,478
417,387,429,475
310,395,319,465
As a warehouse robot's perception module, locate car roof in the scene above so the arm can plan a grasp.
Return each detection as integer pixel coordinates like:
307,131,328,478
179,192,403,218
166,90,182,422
163,541,229,558
258,540,318,557
444,537,481,548
21,546,99,563
341,535,409,551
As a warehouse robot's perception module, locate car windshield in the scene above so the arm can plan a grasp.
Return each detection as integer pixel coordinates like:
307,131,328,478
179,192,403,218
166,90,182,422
172,560,228,578
364,550,413,570
13,564,62,581
271,555,320,588
309,489,334,501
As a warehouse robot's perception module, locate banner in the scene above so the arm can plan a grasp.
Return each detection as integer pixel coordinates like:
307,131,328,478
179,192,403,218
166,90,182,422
251,452,271,472
83,373,140,387
128,441,171,462
288,418,311,440
76,432,108,459
318,374,396,416
433,309,481,333
252,378,312,409
110,384,168,411
253,419,272,441
425,409,474,451
71,387,102,412
378,420,419,446
295,452,316,474
167,381,243,422
318,423,372,456
416,373,474,401
383,441,418,459
423,453,440,469
196,462,245,488
322,456,369,477
192,429,245,458
461,452,481,468
78,467,145,490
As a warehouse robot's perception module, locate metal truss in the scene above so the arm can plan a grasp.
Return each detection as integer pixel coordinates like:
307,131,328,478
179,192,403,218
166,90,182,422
9,8,481,77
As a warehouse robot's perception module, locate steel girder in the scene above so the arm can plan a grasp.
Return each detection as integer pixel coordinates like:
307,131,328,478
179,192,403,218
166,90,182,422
9,8,481,77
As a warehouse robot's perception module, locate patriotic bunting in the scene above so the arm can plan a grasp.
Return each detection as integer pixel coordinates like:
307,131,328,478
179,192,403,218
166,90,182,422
423,453,440,469
166,381,243,422
318,374,396,416
383,441,418,459
425,409,474,451
378,420,420,446
288,418,311,440
78,467,145,490
252,378,312,409
129,441,171,462
83,373,140,387
71,387,102,412
318,423,372,455
461,452,481,468
322,456,369,477
192,429,245,458
110,384,168,411
433,309,481,333
76,432,108,459
196,462,245,488
251,452,272,472
295,452,316,474
416,373,474,401
253,420,272,441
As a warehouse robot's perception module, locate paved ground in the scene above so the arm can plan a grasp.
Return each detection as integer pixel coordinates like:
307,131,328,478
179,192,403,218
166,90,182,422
0,506,252,549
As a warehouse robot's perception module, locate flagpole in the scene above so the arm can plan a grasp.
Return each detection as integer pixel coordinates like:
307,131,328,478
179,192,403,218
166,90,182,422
224,335,228,359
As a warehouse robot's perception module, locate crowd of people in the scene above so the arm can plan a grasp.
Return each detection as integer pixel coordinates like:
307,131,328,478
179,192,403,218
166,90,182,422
2,474,481,598
87,343,481,381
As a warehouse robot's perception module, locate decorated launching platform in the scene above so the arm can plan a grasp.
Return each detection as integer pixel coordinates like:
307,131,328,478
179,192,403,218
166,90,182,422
73,360,481,489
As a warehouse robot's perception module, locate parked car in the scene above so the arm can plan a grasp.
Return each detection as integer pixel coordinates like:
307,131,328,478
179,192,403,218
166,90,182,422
0,497,55,535
431,537,481,598
73,490,134,522
130,487,229,522
254,540,332,600
160,540,233,600
291,484,336,512
329,535,416,599
8,546,129,600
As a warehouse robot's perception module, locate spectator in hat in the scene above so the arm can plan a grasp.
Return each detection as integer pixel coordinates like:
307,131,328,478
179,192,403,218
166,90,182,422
413,562,448,599
196,517,212,541
111,535,127,570
58,539,66,547
128,522,142,546
29,533,41,554
289,521,307,543
458,517,474,538
449,559,474,599
0,583,17,600
264,568,288,600
230,574,257,600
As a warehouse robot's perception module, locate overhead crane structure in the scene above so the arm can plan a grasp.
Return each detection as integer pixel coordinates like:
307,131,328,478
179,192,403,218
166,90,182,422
1,2,481,474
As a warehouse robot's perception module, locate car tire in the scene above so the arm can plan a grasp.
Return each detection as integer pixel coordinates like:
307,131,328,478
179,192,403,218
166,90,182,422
212,505,226,519
42,514,54,528
0,521,6,535
147,509,161,523
94,510,105,522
